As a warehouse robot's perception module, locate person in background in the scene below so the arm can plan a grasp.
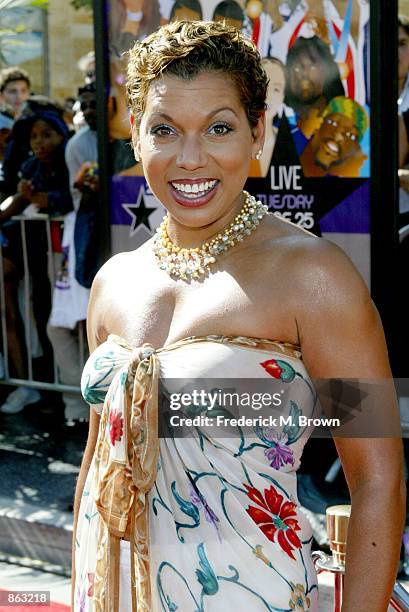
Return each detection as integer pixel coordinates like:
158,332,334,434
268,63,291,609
63,97,76,135
169,0,202,22
0,95,65,200
78,51,96,85
47,83,98,424
65,83,98,208
212,0,245,30
0,111,72,414
72,52,96,130
0,112,13,171
0,67,31,120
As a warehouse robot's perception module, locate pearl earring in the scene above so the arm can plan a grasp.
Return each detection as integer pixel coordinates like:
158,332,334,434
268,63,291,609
255,149,263,160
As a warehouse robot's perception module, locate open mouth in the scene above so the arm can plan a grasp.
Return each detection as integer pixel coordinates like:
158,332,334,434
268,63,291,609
323,140,340,156
168,179,219,207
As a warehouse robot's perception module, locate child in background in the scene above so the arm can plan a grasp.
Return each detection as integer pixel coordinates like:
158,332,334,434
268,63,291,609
0,111,72,414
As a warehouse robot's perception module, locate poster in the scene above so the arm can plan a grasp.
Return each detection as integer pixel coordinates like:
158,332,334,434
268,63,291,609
105,0,371,285
0,5,44,66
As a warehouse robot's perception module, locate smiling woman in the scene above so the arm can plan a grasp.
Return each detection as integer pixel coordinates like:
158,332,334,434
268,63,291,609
72,19,405,612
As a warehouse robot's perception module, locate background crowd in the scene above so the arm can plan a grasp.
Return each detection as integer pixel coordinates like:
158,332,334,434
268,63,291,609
0,52,98,422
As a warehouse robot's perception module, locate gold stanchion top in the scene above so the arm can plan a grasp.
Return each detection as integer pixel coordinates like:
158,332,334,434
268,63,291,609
326,504,351,567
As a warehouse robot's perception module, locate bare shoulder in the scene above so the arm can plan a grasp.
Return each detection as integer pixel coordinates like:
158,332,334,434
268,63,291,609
93,240,153,288
257,215,388,377
262,213,367,297
274,225,388,378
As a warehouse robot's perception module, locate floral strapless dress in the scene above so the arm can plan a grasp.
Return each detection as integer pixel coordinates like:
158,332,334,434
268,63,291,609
74,334,320,612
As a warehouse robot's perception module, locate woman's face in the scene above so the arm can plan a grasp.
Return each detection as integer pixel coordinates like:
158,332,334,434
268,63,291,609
263,61,285,119
30,119,63,161
399,26,409,81
134,71,264,228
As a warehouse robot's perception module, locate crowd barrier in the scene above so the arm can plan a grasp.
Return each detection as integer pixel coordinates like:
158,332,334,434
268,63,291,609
0,213,85,393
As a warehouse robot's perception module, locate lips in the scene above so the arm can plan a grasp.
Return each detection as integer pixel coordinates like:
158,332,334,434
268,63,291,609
168,179,219,208
323,140,340,157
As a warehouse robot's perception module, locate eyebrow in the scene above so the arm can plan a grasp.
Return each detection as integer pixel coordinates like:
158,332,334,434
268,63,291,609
148,106,240,122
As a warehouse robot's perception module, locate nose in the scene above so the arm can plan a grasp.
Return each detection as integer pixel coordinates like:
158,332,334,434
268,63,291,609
176,134,207,170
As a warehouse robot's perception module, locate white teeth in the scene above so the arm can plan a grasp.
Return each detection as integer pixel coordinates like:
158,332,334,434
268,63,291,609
171,179,217,196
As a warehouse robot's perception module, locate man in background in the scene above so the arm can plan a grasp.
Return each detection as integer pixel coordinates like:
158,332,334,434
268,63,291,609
0,67,31,120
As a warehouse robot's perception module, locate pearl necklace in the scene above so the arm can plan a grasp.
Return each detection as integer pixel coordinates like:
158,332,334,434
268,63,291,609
152,191,268,281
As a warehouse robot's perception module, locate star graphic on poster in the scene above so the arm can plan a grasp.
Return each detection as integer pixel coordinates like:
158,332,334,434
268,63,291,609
123,186,157,237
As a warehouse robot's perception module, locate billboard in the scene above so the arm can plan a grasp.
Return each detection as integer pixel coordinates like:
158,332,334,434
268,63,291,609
104,0,371,285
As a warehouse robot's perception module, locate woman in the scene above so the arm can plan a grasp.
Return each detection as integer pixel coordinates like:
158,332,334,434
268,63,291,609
73,20,405,611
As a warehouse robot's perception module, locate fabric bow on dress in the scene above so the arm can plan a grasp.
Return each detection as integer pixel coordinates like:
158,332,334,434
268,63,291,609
90,336,160,612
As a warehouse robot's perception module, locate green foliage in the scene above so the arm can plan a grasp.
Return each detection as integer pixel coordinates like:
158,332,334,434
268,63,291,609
70,0,93,10
29,0,49,7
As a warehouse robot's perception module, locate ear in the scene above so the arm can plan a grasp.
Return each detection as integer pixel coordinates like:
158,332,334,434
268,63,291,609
251,111,266,159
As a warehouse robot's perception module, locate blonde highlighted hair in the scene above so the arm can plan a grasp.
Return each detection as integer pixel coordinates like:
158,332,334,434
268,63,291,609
126,19,268,129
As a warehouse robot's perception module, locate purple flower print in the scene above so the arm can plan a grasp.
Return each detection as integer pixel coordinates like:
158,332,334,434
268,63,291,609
263,430,294,469
75,582,86,612
189,484,222,541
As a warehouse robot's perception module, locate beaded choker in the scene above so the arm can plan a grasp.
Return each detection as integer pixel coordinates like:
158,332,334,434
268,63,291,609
152,191,268,281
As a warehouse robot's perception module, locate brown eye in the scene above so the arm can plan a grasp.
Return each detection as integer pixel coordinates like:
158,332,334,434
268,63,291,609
209,122,232,136
150,124,174,136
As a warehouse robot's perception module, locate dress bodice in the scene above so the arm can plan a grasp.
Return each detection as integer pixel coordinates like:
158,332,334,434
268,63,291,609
81,333,319,473
81,333,305,408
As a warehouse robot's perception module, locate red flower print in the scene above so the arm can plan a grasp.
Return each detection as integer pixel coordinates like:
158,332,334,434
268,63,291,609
260,358,282,379
244,483,302,559
109,409,123,445
87,572,95,597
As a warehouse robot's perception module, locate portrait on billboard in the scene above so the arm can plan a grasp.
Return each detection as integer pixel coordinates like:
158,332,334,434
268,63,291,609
104,0,371,282
300,96,369,177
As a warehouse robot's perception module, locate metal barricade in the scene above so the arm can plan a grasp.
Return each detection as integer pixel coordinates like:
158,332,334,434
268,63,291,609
312,505,409,612
0,213,86,393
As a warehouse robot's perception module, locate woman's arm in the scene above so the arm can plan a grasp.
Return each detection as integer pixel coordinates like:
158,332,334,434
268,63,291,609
292,238,405,612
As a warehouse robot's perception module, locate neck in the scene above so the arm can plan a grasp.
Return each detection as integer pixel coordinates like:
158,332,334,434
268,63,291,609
166,191,246,249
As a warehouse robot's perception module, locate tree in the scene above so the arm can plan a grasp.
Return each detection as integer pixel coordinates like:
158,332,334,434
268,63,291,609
70,0,93,10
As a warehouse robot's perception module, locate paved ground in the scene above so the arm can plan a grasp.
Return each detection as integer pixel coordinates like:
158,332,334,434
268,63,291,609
0,386,87,516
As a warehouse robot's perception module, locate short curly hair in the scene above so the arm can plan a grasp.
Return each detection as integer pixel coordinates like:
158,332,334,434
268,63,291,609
126,20,268,130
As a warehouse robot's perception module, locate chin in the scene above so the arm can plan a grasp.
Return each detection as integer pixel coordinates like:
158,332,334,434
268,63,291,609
167,204,222,229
